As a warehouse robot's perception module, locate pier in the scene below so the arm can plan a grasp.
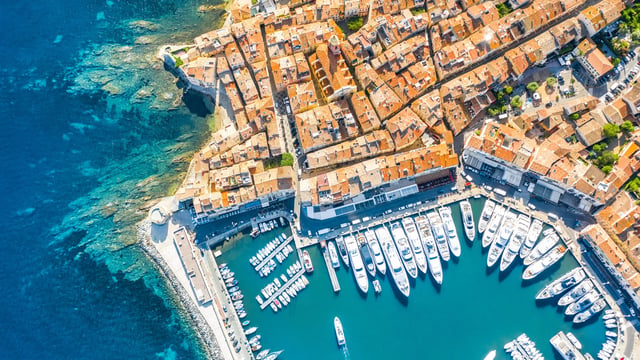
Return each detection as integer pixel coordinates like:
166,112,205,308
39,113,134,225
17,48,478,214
254,235,294,272
259,268,306,310
321,245,341,293
550,331,586,360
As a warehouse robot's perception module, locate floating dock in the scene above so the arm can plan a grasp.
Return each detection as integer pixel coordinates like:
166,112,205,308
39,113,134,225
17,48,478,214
550,331,586,360
254,235,294,272
321,242,341,293
260,268,305,310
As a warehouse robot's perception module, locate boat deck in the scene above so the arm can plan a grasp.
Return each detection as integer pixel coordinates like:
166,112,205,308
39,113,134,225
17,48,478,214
259,268,306,310
254,235,294,272
322,246,341,293
550,331,586,360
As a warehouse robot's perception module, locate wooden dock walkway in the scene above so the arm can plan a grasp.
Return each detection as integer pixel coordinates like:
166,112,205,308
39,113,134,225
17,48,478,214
254,235,294,272
260,268,305,310
321,245,341,292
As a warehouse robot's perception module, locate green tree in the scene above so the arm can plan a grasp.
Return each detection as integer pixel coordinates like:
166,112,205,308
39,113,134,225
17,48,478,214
488,107,501,116
526,82,539,92
602,123,621,139
621,120,635,132
597,150,619,167
504,85,513,95
546,77,557,87
612,57,621,67
625,177,640,195
592,143,606,153
280,153,294,167
602,165,613,174
347,17,363,32
569,113,580,121
510,95,523,108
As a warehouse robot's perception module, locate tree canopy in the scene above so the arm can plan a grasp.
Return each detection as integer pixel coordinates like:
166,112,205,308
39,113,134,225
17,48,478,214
510,95,523,108
280,153,294,167
602,123,621,139
526,82,539,92
621,120,635,132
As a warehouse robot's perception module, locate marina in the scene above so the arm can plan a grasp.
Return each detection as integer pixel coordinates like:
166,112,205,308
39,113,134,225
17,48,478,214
253,235,294,273
214,196,607,359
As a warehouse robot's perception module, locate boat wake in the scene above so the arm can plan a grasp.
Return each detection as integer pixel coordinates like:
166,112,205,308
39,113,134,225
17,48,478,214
342,343,351,360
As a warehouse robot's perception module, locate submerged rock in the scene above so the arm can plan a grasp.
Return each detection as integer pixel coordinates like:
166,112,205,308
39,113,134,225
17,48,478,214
102,82,123,96
128,20,158,32
134,35,155,45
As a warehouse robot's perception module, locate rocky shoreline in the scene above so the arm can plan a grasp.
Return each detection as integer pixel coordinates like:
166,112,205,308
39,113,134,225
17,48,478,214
137,219,222,360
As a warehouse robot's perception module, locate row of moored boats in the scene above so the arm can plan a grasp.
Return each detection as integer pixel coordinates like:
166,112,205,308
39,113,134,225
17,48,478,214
251,218,285,238
249,233,292,277
504,333,543,360
597,309,620,360
256,261,309,313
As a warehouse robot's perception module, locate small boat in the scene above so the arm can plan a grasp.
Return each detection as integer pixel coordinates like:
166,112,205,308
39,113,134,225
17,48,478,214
483,350,497,360
274,278,281,288
606,331,617,338
327,241,340,269
565,291,600,316
274,299,282,309
477,200,495,234
520,219,543,259
566,332,583,349
459,200,476,241
482,205,505,248
228,286,240,293
357,233,377,277
336,236,349,267
524,231,560,266
254,294,262,305
223,271,235,280
536,267,586,300
242,320,251,327
218,263,228,269
238,311,247,319
364,230,387,275
282,292,290,303
416,215,443,285
278,294,287,306
302,250,314,273
334,317,346,346
558,280,594,306
232,293,244,301
280,274,287,283
226,279,238,288
256,349,270,360
264,350,284,360
252,344,262,352
270,303,278,312
372,279,382,294
523,245,567,280
603,313,616,320
439,207,461,258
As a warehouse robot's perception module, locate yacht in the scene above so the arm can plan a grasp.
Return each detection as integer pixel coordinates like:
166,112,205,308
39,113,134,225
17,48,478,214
574,298,607,324
427,211,450,262
439,207,461,258
390,222,418,279
327,241,340,269
345,235,369,294
523,245,567,280
487,210,517,268
482,205,505,248
483,350,497,360
565,291,601,316
375,226,410,298
336,236,349,268
415,215,443,285
500,214,530,272
477,200,496,234
558,280,595,306
520,219,543,259
523,231,560,266
459,200,476,241
302,250,314,273
334,317,346,346
357,233,377,278
536,267,586,300
364,230,387,275
264,350,284,360
402,217,428,275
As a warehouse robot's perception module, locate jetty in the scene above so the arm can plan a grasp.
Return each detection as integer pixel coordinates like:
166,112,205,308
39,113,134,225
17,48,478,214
550,331,586,360
260,268,305,310
321,243,341,293
254,235,294,272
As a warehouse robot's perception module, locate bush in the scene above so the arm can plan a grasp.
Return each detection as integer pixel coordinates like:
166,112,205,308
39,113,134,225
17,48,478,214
174,56,183,68
546,77,557,87
597,150,619,167
621,120,635,132
280,153,294,167
510,95,523,108
569,113,580,121
602,123,621,139
526,82,539,92
496,2,512,17
504,85,513,95
612,57,621,67
592,142,607,153
347,17,363,32
602,165,613,174
626,177,640,195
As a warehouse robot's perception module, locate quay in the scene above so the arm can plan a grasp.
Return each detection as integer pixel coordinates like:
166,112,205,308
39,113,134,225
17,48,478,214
550,331,586,360
203,209,291,248
259,268,305,310
254,235,294,272
320,242,341,293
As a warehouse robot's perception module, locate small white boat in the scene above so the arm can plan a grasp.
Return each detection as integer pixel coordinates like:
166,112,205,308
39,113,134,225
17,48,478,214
402,217,428,275
244,327,258,336
334,317,346,346
566,332,583,349
270,303,278,312
483,350,497,360
302,250,314,273
372,279,382,294
477,200,495,234
256,295,264,305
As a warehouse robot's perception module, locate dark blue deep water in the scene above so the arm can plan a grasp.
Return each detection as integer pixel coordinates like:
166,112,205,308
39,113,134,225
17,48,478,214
0,1,225,358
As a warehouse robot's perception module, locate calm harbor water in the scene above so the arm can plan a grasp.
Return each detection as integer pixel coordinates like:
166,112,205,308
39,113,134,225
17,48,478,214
216,197,606,359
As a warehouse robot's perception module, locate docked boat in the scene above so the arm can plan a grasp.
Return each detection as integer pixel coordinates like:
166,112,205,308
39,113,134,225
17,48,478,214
256,350,269,360
357,233,377,278
264,350,283,360
439,207,461,258
302,250,314,273
459,200,476,241
482,205,505,248
390,222,418,279
487,210,517,268
415,215,443,285
232,293,244,301
336,236,349,268
565,291,600,316
536,267,586,300
523,231,560,266
373,279,382,294
477,200,495,234
345,235,369,294
364,230,387,275
483,350,497,360
427,211,450,262
226,279,238,288
375,226,410,298
401,217,428,275
574,298,606,324
334,317,346,346
520,219,543,259
327,241,340,269
500,214,530,272
523,245,567,280
559,279,594,306
244,327,258,336
566,332,582,350
536,267,587,300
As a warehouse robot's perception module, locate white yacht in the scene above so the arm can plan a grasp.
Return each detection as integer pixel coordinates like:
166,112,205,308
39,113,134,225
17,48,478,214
415,215,443,285
487,210,517,268
357,233,376,278
375,226,410,297
401,217,428,275
390,222,418,279
364,229,386,275
344,235,369,294
520,219,543,259
327,241,340,269
565,291,600,316
523,231,560,266
523,245,567,280
459,200,476,241
336,236,349,268
574,298,606,324
536,267,586,300
500,214,530,272
477,199,495,234
558,279,594,306
482,205,505,248
439,207,461,258
427,211,450,262
334,317,346,346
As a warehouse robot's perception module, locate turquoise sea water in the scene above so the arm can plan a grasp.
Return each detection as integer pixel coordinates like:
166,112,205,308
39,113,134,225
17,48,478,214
217,197,606,359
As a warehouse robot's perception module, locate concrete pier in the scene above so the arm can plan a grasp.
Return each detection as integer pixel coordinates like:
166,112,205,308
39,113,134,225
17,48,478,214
259,269,306,310
254,235,294,272
321,245,341,292
550,331,586,360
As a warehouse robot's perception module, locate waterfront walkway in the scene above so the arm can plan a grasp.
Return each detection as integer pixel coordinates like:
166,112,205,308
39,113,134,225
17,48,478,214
259,268,305,310
321,244,340,292
203,210,291,249
254,235,293,272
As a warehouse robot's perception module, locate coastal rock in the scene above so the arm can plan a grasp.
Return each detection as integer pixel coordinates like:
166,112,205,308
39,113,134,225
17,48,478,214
197,4,218,12
131,86,154,103
101,204,117,219
102,82,123,96
134,35,155,45
128,20,158,32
